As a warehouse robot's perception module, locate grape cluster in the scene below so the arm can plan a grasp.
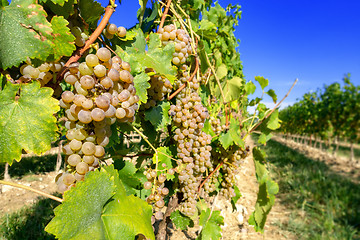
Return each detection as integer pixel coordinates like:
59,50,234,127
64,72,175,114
102,23,127,39
18,60,64,86
56,46,139,193
143,71,173,109
143,166,174,221
200,68,212,85
70,26,89,48
168,70,213,216
158,24,192,65
210,116,226,135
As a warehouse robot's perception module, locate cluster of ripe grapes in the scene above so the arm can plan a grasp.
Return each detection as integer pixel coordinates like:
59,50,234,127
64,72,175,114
56,43,140,193
142,71,173,109
143,166,175,221
102,23,127,39
158,24,192,65
210,116,227,135
17,60,63,86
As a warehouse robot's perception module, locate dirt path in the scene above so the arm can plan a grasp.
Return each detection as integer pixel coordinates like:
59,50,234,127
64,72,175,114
0,172,58,217
273,136,360,184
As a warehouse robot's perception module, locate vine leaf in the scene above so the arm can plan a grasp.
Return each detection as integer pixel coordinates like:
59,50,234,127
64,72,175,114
255,76,269,90
133,72,150,104
170,210,194,230
249,147,279,233
47,0,67,6
221,76,243,103
45,166,155,240
45,169,116,240
0,82,59,165
102,167,155,240
50,16,76,60
145,101,171,132
78,0,104,28
117,29,177,82
0,0,53,69
197,209,224,240
153,147,174,180
245,81,256,95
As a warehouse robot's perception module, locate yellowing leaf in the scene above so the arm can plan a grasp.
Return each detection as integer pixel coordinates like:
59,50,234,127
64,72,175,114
0,82,59,165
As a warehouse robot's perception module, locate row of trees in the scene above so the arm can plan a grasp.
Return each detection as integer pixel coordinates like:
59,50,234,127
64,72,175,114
278,74,359,161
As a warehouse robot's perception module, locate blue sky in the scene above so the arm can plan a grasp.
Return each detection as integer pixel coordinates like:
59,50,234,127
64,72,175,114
99,0,360,108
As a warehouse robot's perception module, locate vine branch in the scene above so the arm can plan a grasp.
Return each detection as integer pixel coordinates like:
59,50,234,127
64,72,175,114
168,57,199,100
198,161,224,192
159,0,172,30
0,180,63,203
247,78,298,135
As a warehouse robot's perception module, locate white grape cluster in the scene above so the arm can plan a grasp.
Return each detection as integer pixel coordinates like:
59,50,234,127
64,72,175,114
210,116,226,135
70,26,89,48
200,68,212,85
18,60,64,86
158,24,192,65
143,166,175,221
102,23,127,39
168,69,213,216
143,72,173,109
56,46,139,193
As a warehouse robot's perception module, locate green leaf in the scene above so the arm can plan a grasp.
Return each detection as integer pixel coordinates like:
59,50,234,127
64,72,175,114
116,161,143,196
0,0,9,7
117,30,177,82
266,89,277,103
222,77,243,103
249,147,278,233
78,0,104,28
198,209,224,240
267,110,281,130
216,64,227,79
102,167,155,240
229,118,244,148
0,82,59,165
133,72,150,104
245,81,256,95
219,131,233,150
0,0,54,69
47,0,67,6
144,101,171,131
197,19,217,40
231,185,242,211
153,147,174,180
171,210,194,230
199,41,210,74
258,132,272,145
50,16,76,60
46,167,155,240
45,169,117,239
42,0,74,19
255,76,268,90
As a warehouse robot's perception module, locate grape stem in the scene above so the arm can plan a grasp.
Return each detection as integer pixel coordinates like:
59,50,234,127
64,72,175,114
159,0,172,30
168,57,199,100
198,161,224,193
245,78,298,138
0,180,63,203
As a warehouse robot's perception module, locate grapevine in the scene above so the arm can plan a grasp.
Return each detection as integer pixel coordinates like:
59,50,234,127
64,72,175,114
0,0,284,239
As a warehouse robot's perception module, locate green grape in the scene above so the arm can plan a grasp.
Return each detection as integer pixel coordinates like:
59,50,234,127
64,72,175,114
96,47,111,62
83,155,95,164
100,77,113,88
107,23,118,35
78,109,92,124
79,62,94,75
91,108,105,121
95,95,110,109
76,162,89,175
81,142,96,155
63,173,76,186
85,54,99,67
117,26,127,37
94,64,107,77
61,91,74,103
80,75,95,89
94,145,105,158
67,154,82,166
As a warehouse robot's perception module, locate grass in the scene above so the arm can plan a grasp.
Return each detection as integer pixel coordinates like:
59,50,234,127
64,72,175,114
255,135,360,239
0,154,60,180
0,197,60,240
